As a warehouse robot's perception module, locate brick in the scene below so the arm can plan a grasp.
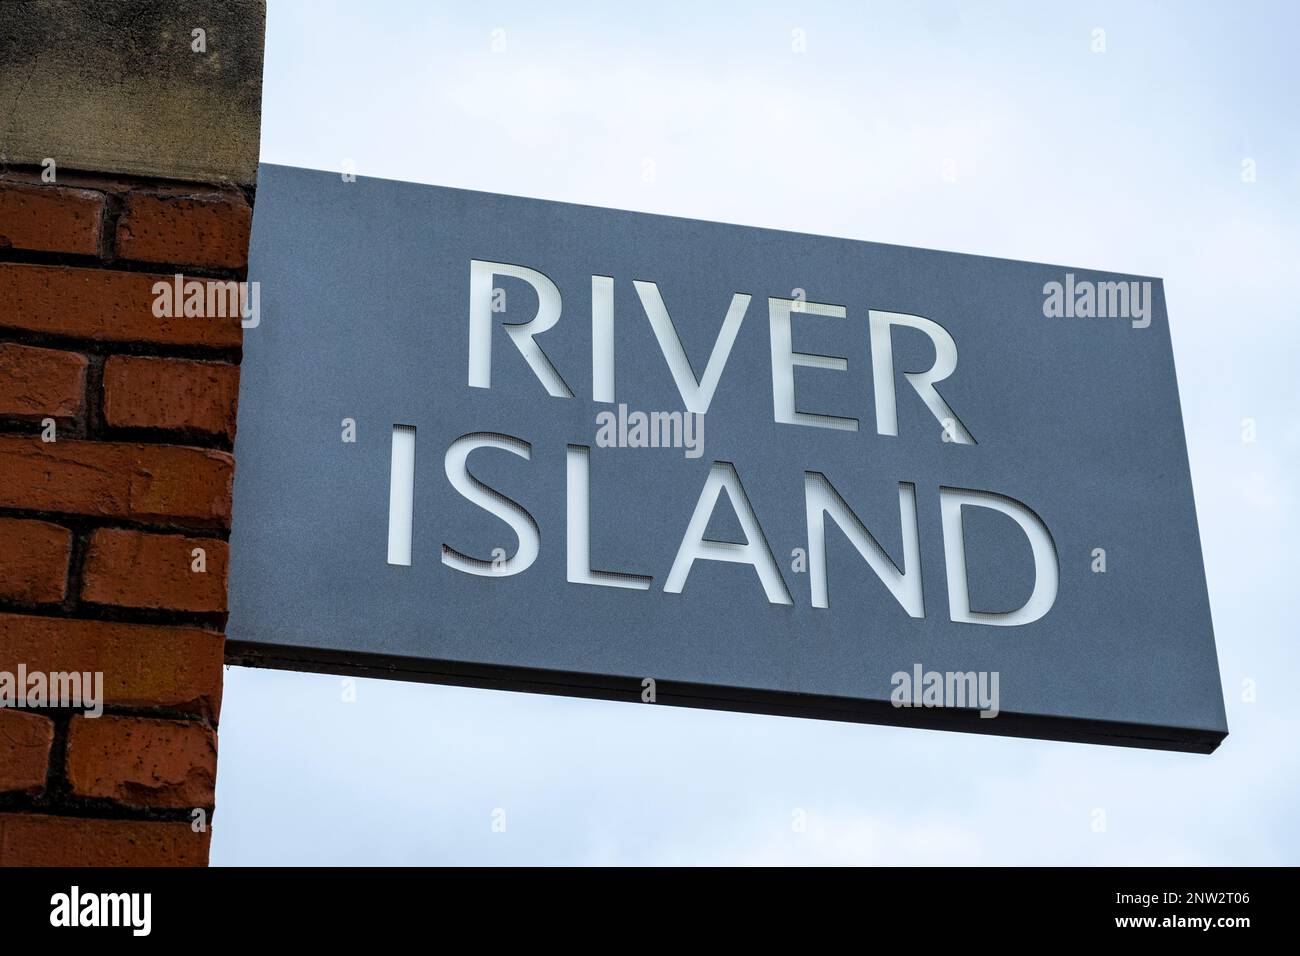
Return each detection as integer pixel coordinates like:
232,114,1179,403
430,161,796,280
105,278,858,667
116,189,252,269
0,180,105,255
0,263,242,348
81,528,228,613
0,436,234,528
103,355,239,441
66,715,216,808
0,613,223,720
0,813,210,866
0,517,72,604
0,711,54,795
0,342,87,423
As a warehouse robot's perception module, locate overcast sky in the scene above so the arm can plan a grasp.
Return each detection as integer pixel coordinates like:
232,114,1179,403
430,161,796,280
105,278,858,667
212,0,1300,865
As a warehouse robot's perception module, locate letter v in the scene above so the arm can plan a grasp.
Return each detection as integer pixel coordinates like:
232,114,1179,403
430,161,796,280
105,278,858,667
633,281,749,414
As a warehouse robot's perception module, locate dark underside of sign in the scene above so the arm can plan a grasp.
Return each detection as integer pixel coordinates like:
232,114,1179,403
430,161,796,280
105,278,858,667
224,640,1225,754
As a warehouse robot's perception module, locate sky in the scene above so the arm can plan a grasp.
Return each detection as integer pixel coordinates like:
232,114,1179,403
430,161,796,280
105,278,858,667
212,0,1300,865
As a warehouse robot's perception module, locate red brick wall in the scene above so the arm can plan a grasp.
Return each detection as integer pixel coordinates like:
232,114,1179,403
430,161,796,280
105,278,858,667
0,169,250,865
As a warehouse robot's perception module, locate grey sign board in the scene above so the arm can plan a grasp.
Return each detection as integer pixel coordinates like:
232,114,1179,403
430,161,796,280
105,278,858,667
228,163,1226,753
